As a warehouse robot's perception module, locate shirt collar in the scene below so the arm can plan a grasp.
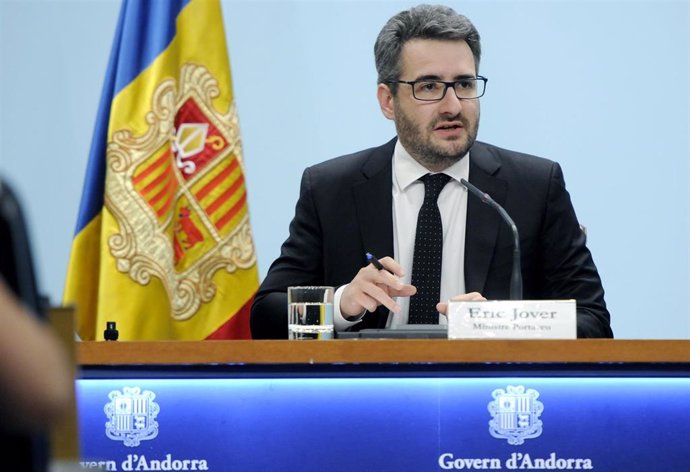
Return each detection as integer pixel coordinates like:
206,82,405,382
393,139,470,191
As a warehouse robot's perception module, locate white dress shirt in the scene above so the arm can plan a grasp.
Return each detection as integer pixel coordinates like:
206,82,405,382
335,140,469,330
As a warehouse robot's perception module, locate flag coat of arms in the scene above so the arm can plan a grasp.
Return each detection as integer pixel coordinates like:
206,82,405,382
64,0,259,340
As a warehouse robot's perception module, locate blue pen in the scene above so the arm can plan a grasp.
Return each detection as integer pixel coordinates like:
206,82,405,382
365,252,386,271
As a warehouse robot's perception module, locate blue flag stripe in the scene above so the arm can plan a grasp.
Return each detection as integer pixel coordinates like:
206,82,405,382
114,0,189,94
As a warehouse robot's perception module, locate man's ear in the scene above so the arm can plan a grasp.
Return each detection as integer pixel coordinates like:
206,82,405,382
377,83,395,120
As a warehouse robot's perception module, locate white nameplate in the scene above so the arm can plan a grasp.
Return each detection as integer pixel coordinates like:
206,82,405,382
447,300,576,339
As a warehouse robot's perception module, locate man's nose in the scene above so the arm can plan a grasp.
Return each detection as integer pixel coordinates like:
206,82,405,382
438,85,463,113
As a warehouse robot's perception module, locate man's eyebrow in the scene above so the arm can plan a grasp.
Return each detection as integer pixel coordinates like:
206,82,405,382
411,74,476,81
413,74,442,81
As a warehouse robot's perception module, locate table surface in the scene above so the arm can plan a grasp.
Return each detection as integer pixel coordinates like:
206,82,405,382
76,339,690,366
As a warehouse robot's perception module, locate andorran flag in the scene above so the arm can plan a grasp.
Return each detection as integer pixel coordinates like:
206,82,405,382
63,0,259,340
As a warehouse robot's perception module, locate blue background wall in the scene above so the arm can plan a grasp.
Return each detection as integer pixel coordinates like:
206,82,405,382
0,0,688,339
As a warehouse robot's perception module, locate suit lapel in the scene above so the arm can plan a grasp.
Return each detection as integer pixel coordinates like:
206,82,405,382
353,140,395,329
353,139,396,260
464,143,507,293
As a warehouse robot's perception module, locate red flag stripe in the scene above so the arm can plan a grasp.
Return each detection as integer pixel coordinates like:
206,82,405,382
205,173,244,216
148,165,176,207
205,294,254,340
140,163,172,196
156,183,176,218
195,158,239,200
215,191,247,230
133,148,171,185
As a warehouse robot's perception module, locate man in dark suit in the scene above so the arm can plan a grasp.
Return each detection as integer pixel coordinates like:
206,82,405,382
251,4,612,339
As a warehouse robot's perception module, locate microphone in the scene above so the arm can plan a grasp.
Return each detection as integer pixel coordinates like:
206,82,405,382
460,178,523,300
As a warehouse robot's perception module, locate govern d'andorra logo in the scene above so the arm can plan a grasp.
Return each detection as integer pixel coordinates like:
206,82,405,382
82,387,211,471
105,386,160,447
438,385,594,470
488,385,543,445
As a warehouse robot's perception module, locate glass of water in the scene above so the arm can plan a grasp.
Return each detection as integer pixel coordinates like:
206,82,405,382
287,286,334,340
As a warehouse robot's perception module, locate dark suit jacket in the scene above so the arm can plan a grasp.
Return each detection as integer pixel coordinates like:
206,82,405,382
251,138,612,339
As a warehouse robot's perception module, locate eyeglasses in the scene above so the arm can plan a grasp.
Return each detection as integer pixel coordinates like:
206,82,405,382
389,76,488,101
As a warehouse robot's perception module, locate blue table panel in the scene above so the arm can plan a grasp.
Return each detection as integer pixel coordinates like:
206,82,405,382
76,376,690,471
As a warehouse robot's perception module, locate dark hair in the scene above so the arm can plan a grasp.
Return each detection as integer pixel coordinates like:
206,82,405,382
374,4,481,90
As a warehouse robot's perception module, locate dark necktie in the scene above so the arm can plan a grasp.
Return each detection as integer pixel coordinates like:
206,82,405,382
408,173,451,324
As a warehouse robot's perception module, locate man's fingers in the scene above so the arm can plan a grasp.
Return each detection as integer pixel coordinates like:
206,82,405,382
376,256,406,277
363,282,402,313
341,262,417,315
437,292,487,316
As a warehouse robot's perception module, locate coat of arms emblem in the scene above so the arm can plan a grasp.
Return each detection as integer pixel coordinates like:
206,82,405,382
488,385,544,445
105,63,256,321
105,387,160,447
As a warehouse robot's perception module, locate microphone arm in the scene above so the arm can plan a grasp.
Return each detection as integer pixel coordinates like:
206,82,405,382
460,178,523,300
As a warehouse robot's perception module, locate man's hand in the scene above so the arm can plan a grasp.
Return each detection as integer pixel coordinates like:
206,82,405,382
436,292,487,316
340,256,416,318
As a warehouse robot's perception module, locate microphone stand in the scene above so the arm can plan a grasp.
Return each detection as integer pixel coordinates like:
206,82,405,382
461,179,523,300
